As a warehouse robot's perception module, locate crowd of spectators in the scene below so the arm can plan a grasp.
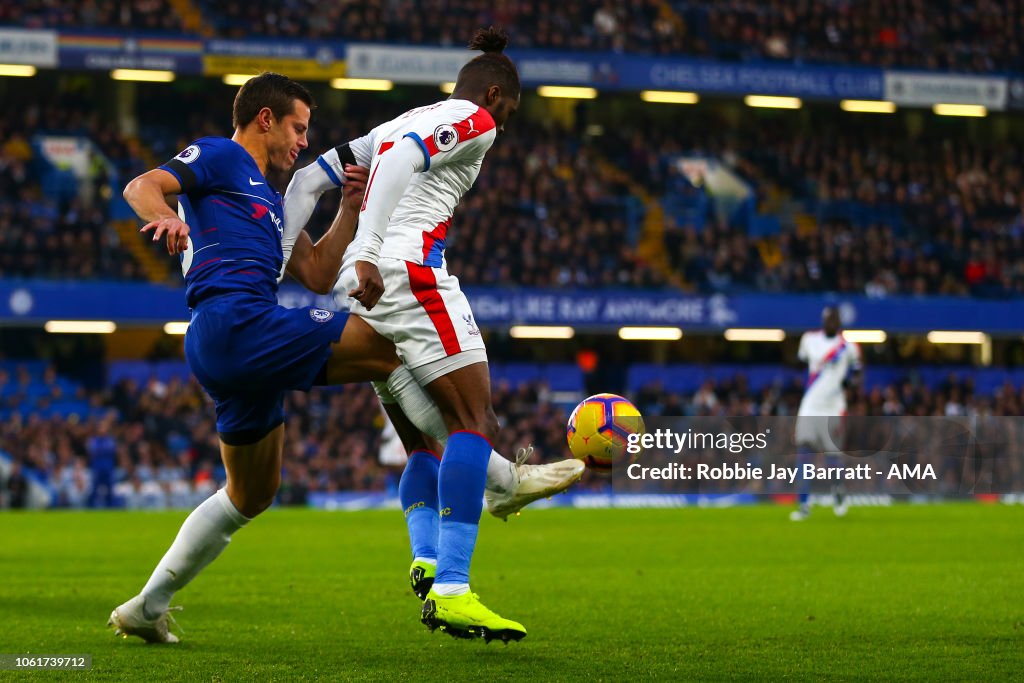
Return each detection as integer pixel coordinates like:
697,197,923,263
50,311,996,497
2,0,185,33
605,111,1024,297
0,99,148,281
142,97,1024,296
691,0,1019,72
186,0,1024,71
633,371,1024,419
6,0,1018,72
665,219,1024,298
5,75,1024,294
444,125,665,288
149,0,1024,72
2,363,1021,508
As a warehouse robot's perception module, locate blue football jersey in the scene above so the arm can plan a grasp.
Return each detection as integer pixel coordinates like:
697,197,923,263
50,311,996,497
160,137,285,308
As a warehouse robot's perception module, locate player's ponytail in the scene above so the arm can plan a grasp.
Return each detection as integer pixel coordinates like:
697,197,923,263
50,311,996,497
457,27,519,99
468,26,508,54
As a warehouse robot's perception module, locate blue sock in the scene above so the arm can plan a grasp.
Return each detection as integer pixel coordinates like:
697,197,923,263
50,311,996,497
399,450,440,561
435,431,491,586
797,448,813,509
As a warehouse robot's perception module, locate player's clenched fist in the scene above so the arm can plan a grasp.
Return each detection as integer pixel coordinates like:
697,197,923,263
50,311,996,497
350,260,384,310
141,217,190,255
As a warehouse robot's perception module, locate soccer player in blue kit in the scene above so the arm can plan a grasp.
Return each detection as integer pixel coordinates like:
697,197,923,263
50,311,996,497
107,73,403,643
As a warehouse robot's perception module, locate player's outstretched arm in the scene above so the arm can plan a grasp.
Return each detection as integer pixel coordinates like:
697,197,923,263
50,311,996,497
124,169,189,255
285,164,368,294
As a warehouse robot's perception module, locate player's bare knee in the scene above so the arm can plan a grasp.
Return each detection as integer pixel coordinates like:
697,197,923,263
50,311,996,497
235,491,276,518
246,494,276,517
227,478,279,518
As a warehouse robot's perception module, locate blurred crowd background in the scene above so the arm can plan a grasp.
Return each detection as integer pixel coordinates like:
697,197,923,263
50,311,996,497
2,360,1018,508
2,0,1023,507
7,1,1019,71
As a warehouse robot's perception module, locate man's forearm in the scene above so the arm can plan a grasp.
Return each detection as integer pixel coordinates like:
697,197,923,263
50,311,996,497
306,203,358,291
124,177,178,223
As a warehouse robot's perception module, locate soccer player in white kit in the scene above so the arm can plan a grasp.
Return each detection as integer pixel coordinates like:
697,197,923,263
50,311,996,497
283,27,530,641
281,87,585,608
791,306,863,521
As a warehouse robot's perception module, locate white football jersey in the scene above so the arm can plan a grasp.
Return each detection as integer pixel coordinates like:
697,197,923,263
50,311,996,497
797,331,862,416
341,98,496,274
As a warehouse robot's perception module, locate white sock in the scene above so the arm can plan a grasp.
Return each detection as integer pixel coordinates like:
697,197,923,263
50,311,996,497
431,582,470,596
486,450,518,493
413,556,437,566
140,488,249,616
375,367,518,494
375,366,447,444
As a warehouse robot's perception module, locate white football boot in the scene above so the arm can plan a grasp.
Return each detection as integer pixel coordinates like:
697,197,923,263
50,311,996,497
486,446,586,521
108,595,182,644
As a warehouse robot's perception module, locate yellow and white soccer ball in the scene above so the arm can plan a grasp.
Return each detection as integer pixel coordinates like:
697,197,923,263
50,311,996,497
566,393,644,471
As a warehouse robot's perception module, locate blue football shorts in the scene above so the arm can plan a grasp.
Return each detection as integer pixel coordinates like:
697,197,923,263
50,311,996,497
184,293,347,443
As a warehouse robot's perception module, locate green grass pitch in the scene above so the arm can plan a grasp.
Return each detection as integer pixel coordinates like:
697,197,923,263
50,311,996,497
0,504,1021,681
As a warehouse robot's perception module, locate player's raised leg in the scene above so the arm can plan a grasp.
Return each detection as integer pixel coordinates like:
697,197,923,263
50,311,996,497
111,317,400,643
375,363,583,520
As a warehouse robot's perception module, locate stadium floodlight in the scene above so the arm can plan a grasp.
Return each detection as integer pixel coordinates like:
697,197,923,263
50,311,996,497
0,64,36,77
111,69,175,82
724,328,786,342
840,99,896,114
618,326,683,341
509,325,575,339
842,330,888,343
222,74,257,86
932,103,987,117
744,95,802,109
44,320,117,334
640,90,699,105
537,86,598,99
927,331,988,344
439,82,456,94
330,78,393,91
163,322,190,335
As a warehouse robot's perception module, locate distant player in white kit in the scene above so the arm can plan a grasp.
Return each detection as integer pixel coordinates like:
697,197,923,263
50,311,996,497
283,27,531,641
791,306,863,521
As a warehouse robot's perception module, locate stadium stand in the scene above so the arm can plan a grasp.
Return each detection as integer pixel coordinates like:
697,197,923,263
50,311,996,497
0,100,151,281
6,1,1016,71
2,0,186,33
186,0,1022,71
0,10,1021,510
1,360,1020,508
5,77,1023,295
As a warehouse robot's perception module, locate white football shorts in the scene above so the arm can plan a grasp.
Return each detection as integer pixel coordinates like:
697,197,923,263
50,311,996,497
337,257,487,385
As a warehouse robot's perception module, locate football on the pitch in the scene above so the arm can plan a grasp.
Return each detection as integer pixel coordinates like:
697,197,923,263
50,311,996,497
566,393,644,471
